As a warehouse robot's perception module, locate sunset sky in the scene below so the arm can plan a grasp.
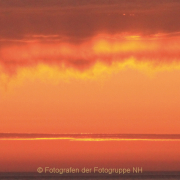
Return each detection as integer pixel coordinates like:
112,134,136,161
1,0,180,174
1,0,180,134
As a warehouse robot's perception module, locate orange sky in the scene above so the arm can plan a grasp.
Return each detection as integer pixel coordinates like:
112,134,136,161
0,0,180,134
1,32,180,134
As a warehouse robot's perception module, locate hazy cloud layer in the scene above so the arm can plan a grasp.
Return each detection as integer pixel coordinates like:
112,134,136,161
0,34,180,75
0,0,180,76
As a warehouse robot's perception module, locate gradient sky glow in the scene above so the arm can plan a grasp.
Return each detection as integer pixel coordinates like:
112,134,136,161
1,0,180,134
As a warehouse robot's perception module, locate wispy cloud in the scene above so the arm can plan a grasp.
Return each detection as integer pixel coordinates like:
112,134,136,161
1,33,180,76
1,1,180,84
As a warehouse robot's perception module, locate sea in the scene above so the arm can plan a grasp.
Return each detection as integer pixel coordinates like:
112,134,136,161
0,133,180,180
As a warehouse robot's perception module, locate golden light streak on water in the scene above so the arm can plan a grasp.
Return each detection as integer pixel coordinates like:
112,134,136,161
1,137,180,141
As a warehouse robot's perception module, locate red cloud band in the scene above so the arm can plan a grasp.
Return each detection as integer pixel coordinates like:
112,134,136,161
0,34,180,75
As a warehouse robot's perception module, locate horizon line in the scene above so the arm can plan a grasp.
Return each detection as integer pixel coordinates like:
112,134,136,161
1,133,180,135
1,133,180,141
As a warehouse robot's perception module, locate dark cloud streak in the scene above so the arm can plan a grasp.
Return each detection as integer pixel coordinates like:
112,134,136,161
0,0,180,41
